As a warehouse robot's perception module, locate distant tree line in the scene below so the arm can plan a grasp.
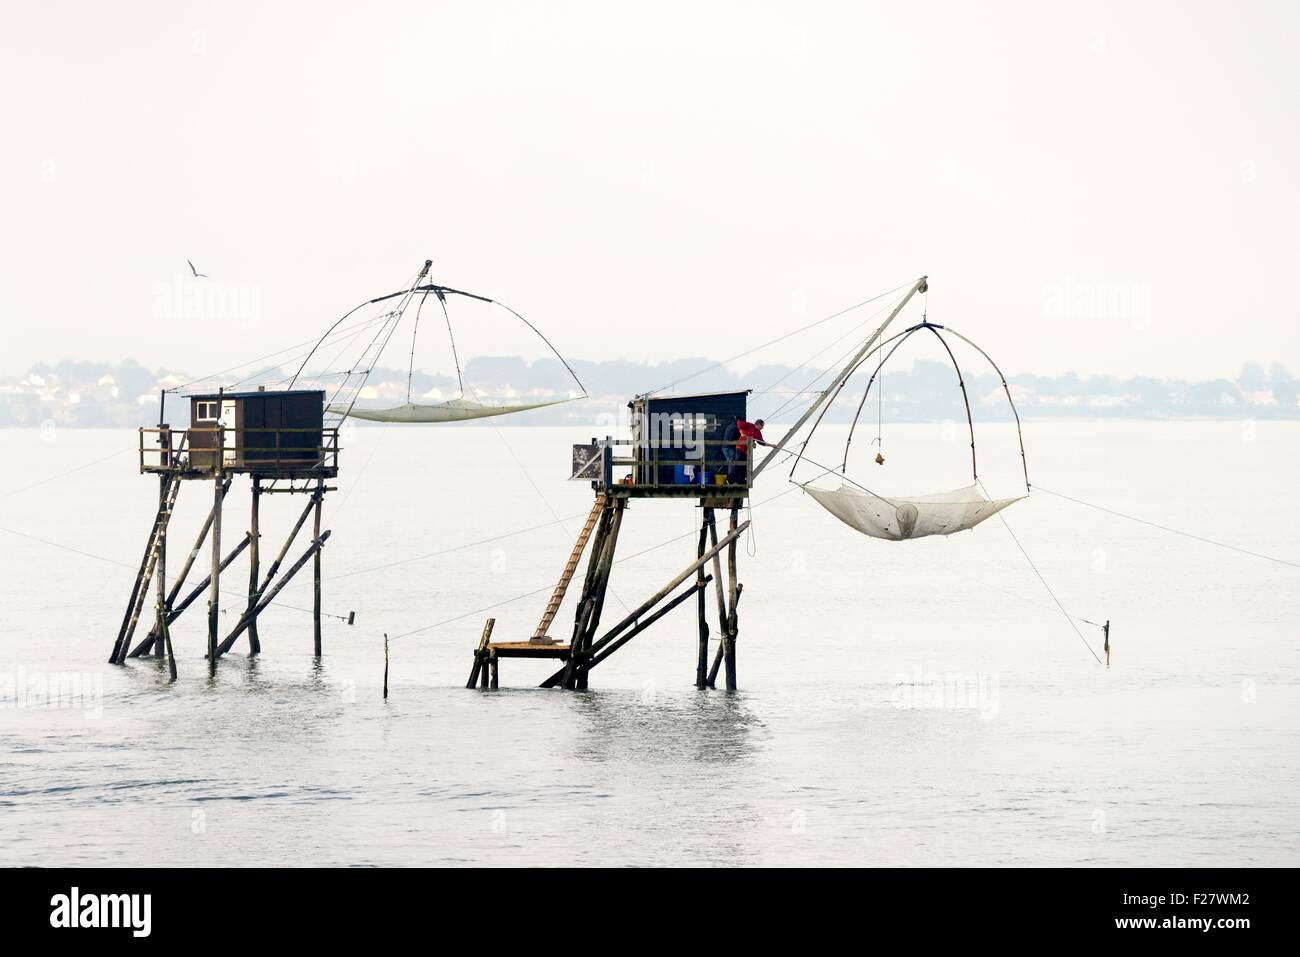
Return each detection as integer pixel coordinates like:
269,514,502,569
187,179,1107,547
1,357,1296,427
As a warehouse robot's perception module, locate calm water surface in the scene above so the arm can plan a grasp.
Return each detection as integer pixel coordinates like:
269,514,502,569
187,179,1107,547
1,421,1297,866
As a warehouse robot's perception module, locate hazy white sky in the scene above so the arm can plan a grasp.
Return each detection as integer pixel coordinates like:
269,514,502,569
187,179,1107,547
2,0,1297,381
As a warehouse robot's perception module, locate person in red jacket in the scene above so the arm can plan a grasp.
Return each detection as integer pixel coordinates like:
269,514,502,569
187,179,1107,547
729,418,766,482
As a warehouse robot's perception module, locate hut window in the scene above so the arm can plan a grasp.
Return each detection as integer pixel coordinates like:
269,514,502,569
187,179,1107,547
195,400,220,421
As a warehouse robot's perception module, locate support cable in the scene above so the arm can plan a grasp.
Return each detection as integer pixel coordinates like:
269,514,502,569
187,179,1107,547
979,481,1103,665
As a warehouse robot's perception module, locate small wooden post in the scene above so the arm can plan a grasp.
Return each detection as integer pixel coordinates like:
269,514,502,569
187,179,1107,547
489,654,499,689
208,420,224,674
383,633,389,699
1103,620,1111,667
312,478,324,656
246,477,262,655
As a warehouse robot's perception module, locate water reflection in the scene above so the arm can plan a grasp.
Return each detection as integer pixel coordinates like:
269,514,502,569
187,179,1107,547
564,687,765,766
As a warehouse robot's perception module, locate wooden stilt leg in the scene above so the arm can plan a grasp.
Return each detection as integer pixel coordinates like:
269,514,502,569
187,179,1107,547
707,637,724,688
161,606,177,682
466,619,495,688
724,504,740,691
563,502,612,690
208,467,223,674
705,510,728,689
246,477,262,655
153,472,168,656
131,478,230,658
571,499,623,690
540,517,749,689
313,478,323,657
215,530,331,656
695,507,711,688
489,654,498,689
111,473,179,664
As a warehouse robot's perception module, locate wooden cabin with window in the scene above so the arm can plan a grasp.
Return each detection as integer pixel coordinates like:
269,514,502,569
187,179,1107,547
570,389,754,500
178,388,336,477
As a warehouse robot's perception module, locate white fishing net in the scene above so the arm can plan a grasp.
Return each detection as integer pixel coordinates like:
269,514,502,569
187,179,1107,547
804,483,1022,541
327,398,567,423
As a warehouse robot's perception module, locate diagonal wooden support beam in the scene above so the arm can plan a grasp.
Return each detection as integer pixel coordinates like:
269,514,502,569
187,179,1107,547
127,534,250,658
592,519,748,660
569,499,624,689
541,578,712,688
251,490,320,603
542,519,749,689
588,577,710,670
707,582,743,688
111,475,181,664
130,478,231,657
215,531,331,656
109,474,180,663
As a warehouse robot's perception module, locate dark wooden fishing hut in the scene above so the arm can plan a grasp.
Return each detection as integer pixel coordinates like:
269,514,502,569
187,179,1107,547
467,389,755,692
107,387,342,678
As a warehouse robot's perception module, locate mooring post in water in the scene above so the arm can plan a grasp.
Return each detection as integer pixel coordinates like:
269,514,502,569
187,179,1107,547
208,419,224,674
313,476,323,656
1104,619,1111,667
246,477,262,655
383,633,389,699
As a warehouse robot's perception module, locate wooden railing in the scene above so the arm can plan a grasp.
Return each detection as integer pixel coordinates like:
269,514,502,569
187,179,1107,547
606,437,754,490
139,426,341,474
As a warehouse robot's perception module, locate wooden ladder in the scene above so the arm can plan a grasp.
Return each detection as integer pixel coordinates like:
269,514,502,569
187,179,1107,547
531,494,606,643
109,472,181,663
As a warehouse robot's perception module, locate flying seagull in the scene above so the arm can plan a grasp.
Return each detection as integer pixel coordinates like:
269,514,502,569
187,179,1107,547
187,259,207,278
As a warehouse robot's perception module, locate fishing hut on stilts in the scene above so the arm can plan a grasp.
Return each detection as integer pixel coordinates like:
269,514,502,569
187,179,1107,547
466,275,965,692
468,390,755,692
107,388,341,677
108,258,587,681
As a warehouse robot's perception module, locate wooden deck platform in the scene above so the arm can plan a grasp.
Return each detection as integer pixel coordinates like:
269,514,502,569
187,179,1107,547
605,484,748,503
484,640,571,659
142,465,340,481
